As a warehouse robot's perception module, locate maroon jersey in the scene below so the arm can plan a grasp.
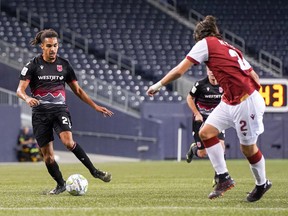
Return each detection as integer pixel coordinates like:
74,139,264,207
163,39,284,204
19,55,77,112
186,36,260,105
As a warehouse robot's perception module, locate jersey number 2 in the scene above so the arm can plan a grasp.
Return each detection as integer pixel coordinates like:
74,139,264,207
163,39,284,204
62,116,72,128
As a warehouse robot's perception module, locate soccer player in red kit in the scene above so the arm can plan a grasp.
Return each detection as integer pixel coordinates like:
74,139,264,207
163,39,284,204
147,15,271,202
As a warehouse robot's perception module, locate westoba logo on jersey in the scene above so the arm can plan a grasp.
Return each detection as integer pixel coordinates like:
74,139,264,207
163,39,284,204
38,75,64,80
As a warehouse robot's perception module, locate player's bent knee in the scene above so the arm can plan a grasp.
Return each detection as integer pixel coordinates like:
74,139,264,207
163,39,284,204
240,144,258,157
64,142,75,150
60,137,75,150
43,155,55,164
199,130,208,141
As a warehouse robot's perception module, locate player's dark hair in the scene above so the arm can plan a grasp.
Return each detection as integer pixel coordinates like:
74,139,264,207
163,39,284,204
193,15,222,42
30,29,58,46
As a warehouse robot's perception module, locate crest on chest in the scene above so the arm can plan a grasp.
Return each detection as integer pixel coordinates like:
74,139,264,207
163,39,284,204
57,65,63,72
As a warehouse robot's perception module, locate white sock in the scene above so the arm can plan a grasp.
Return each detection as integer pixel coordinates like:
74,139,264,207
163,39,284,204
206,143,228,174
250,156,266,185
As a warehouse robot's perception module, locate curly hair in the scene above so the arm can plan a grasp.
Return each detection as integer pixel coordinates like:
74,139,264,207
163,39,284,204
193,15,222,42
30,29,58,46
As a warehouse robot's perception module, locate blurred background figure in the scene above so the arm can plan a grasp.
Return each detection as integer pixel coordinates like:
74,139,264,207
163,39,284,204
186,66,225,163
16,126,42,162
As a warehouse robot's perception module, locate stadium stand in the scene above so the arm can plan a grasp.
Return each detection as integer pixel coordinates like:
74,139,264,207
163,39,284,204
1,0,187,110
0,0,288,161
175,0,287,76
2,0,281,108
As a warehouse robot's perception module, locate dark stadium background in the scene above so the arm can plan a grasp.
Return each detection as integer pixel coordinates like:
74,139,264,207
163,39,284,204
0,0,287,162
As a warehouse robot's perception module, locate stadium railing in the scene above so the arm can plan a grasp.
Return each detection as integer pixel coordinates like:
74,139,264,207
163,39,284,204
16,7,44,30
0,87,31,121
259,50,283,77
0,39,142,116
0,87,19,106
105,49,136,75
149,0,283,78
73,130,156,144
0,39,34,68
0,87,156,154
15,7,89,54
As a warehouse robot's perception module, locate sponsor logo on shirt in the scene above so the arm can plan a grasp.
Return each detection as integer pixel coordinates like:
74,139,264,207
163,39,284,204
38,75,64,81
204,95,222,99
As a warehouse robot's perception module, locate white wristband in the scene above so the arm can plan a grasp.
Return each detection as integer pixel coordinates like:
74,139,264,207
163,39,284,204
152,81,163,91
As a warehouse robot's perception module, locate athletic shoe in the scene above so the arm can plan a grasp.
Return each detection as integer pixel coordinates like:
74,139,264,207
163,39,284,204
246,180,272,202
92,169,112,182
186,143,197,163
49,182,66,195
208,173,235,199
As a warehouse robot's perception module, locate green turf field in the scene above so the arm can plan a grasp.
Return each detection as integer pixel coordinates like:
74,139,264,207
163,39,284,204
0,159,287,216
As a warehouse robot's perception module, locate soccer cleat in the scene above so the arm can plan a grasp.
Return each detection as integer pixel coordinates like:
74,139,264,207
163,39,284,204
49,182,66,195
208,173,235,199
92,169,112,182
246,180,272,202
186,143,197,163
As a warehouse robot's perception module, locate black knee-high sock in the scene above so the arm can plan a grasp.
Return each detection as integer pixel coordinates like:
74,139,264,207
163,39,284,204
71,143,96,173
45,161,65,186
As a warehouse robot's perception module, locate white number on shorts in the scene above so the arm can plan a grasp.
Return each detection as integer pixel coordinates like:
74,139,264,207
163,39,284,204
239,120,247,132
62,116,72,128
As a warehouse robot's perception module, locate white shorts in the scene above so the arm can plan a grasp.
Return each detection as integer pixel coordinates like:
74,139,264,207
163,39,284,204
205,91,265,145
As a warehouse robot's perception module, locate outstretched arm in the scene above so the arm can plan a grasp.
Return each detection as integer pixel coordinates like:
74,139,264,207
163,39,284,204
68,81,114,117
146,58,194,96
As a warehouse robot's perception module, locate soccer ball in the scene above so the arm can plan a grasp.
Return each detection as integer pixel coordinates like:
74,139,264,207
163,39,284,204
66,174,88,196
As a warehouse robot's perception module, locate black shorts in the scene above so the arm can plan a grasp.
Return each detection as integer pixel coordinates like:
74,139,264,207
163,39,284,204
32,111,72,147
192,120,225,150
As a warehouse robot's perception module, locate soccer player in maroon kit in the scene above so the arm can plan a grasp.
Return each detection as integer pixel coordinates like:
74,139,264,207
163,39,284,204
147,16,271,202
17,29,114,195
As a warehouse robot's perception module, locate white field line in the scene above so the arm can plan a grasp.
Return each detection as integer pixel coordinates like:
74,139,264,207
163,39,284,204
0,207,287,211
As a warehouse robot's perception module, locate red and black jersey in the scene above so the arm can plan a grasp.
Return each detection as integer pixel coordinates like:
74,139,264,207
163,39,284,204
186,36,260,105
189,76,223,117
19,54,77,112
